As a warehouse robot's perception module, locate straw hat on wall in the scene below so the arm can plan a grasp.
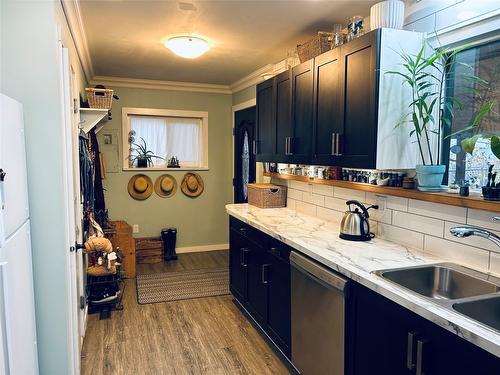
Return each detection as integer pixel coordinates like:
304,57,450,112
128,174,153,200
181,173,204,198
154,174,177,198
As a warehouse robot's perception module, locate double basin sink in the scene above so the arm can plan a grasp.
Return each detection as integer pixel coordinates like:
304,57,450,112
374,263,500,332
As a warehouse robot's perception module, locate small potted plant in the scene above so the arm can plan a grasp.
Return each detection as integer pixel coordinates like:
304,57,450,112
128,137,164,168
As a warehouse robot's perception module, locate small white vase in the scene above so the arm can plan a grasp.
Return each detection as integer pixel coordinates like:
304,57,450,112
370,0,405,30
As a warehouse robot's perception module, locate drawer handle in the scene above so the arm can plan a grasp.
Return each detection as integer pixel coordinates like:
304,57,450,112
269,247,280,256
262,264,270,284
239,227,248,235
407,331,419,370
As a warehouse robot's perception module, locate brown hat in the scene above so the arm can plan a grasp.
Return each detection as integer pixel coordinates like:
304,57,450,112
154,174,177,198
181,173,204,198
128,174,153,200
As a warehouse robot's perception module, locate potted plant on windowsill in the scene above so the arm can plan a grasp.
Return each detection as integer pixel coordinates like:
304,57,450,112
387,42,482,190
128,137,164,168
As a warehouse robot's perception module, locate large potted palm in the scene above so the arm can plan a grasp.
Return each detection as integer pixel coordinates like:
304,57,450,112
389,43,497,192
388,44,465,191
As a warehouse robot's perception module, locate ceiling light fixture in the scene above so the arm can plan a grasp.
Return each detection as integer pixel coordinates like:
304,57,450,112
164,36,210,59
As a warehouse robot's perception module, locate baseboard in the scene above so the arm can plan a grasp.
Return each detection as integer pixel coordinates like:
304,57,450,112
176,243,229,254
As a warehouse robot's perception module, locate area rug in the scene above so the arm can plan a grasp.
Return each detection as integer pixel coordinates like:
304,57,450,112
136,268,230,305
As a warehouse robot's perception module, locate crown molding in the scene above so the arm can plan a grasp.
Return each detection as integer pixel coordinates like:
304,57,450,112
229,64,274,94
60,0,94,83
91,75,232,94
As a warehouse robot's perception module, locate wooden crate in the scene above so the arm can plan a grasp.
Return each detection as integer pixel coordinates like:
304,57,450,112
106,221,136,278
136,237,163,264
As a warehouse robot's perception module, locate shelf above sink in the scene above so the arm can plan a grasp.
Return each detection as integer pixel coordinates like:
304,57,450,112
79,108,108,134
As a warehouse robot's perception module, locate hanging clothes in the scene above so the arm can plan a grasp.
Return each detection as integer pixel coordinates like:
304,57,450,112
89,129,106,212
79,130,94,212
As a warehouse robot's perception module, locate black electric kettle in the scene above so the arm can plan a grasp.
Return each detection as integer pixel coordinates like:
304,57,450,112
339,200,378,241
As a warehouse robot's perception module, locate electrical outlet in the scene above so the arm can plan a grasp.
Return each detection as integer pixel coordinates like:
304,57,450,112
375,195,387,211
133,224,139,233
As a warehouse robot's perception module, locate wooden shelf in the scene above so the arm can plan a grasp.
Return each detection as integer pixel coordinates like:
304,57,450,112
264,172,500,213
80,108,108,134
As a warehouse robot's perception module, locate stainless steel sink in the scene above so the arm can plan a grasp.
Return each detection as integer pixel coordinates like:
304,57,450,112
377,263,500,300
453,296,500,331
374,263,500,333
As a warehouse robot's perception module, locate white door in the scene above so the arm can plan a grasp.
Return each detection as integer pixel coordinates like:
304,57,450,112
59,42,81,374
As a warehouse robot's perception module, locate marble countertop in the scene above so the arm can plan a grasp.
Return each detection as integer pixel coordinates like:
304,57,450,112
226,203,500,358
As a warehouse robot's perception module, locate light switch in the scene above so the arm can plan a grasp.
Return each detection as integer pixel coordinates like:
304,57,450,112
133,224,139,233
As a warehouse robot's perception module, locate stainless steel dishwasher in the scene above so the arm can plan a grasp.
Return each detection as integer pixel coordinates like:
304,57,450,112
290,251,349,375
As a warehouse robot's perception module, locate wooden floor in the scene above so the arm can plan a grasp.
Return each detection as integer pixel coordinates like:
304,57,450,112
81,250,290,375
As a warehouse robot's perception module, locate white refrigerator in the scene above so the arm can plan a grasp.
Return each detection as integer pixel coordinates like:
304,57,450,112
0,94,39,374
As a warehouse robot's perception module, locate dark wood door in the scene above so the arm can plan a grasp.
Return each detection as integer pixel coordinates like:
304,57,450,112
229,229,249,302
290,60,314,164
275,70,292,162
267,244,291,358
339,30,379,168
312,48,342,165
234,107,256,203
246,241,269,327
255,78,276,161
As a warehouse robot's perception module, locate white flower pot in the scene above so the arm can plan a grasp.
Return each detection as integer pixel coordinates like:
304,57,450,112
370,0,405,30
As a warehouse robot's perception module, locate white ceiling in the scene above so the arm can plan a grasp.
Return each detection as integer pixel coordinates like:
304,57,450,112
80,0,379,85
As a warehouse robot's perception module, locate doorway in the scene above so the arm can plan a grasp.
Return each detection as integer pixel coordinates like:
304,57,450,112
233,106,256,203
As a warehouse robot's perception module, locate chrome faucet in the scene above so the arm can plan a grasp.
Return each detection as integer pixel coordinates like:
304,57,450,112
450,226,500,248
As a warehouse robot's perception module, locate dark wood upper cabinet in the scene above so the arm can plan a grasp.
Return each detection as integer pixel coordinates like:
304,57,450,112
255,78,276,161
290,60,314,164
311,48,342,165
275,70,292,162
338,31,379,168
255,28,423,169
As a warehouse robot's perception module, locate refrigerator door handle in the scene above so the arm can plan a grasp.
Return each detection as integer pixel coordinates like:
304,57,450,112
0,262,10,375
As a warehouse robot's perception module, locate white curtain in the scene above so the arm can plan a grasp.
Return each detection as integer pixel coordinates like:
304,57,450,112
130,115,201,167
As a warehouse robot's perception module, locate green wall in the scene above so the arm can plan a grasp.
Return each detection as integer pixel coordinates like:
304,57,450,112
1,1,78,374
99,86,233,247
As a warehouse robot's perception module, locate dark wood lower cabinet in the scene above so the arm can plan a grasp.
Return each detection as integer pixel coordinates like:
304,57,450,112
229,217,500,373
229,217,292,359
348,283,500,375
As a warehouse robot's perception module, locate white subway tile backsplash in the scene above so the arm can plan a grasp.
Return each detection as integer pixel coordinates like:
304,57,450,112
325,196,350,212
424,236,490,272
408,199,466,223
444,221,500,254
274,177,500,272
467,208,500,231
393,211,444,237
287,188,303,201
316,206,344,225
378,223,424,250
302,192,325,207
295,201,317,216
289,180,312,192
312,184,334,197
334,186,365,201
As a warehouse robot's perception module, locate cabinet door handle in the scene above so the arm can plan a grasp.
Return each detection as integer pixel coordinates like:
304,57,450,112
285,137,289,155
335,133,342,156
288,137,293,155
416,339,428,375
407,331,419,370
262,264,270,284
331,133,336,156
239,227,248,235
252,140,257,155
240,248,249,267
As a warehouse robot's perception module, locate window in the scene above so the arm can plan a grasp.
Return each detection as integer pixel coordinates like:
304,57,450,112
122,107,208,170
443,40,500,188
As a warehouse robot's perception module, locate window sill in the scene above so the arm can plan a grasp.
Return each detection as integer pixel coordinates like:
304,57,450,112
122,167,209,172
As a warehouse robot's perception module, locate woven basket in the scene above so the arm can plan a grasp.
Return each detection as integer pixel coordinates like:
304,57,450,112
297,32,333,63
248,184,287,209
86,88,114,109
